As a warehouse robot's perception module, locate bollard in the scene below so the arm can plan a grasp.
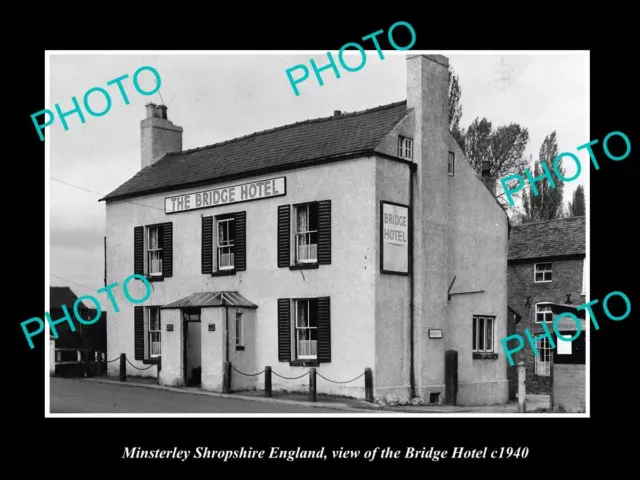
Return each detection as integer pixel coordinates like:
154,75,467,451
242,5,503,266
364,368,373,402
119,353,126,382
265,366,272,397
222,361,232,393
309,368,317,402
83,349,88,378
517,361,526,413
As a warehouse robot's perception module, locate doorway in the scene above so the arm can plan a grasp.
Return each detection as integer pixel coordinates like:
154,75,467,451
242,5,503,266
182,308,202,387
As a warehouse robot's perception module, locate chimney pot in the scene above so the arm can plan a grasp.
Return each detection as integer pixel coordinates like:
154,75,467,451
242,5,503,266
145,102,159,119
157,104,168,120
333,110,341,118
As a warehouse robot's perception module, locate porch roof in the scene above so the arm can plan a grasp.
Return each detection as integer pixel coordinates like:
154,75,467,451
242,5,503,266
161,291,258,309
548,302,586,332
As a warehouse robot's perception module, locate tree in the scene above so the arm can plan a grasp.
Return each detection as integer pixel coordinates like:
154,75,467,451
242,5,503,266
522,131,565,222
568,185,585,216
462,117,530,209
448,67,464,149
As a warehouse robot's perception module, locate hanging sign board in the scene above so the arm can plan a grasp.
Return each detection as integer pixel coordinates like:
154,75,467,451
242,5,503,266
165,176,286,214
380,201,410,275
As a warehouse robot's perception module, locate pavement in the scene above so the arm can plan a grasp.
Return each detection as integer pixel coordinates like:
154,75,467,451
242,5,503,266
50,375,546,414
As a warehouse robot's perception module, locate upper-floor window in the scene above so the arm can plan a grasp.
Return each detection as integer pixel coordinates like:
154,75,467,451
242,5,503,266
216,215,235,270
472,315,494,353
534,262,552,283
294,203,318,264
535,303,553,323
448,152,455,176
147,225,164,276
398,136,413,160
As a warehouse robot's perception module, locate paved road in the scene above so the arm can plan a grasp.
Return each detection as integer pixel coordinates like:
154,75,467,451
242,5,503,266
50,377,345,414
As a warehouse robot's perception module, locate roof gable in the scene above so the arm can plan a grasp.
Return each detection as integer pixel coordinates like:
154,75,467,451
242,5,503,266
101,101,409,202
508,216,586,260
50,286,81,310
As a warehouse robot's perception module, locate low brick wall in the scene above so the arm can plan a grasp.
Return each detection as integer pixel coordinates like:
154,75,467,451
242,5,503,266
553,364,585,412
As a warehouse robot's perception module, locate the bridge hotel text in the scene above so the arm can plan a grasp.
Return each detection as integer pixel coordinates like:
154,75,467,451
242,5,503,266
21,274,152,349
500,290,631,366
165,177,286,214
285,21,416,96
31,65,162,141
499,131,632,207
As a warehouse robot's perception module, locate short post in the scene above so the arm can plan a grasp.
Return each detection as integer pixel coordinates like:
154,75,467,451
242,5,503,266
83,349,88,378
364,368,373,402
119,353,126,382
517,361,526,413
309,368,317,402
549,359,555,411
265,366,272,397
222,361,232,393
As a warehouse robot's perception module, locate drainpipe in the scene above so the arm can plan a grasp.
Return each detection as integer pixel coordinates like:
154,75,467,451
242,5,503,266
225,306,229,363
409,163,416,398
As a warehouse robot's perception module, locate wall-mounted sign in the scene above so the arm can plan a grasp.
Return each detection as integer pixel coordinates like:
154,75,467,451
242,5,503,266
165,176,286,214
208,324,216,332
380,201,410,275
166,324,173,332
429,329,443,339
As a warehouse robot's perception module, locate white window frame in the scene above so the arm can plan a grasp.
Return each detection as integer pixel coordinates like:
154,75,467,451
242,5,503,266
534,262,552,283
398,136,413,160
148,307,161,357
472,315,495,353
235,311,243,347
535,303,553,323
294,204,318,264
146,225,163,277
535,338,552,376
293,299,318,360
448,151,455,176
216,216,235,271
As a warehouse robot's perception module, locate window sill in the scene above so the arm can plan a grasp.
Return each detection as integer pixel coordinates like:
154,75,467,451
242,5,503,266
472,352,498,360
289,359,319,367
235,345,245,351
289,263,319,271
146,275,164,282
143,357,161,365
211,270,236,277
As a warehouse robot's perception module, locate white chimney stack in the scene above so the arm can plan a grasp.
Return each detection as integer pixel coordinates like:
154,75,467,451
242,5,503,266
140,102,183,170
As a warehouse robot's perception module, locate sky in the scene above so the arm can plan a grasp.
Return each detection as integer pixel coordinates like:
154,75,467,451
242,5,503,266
48,51,588,304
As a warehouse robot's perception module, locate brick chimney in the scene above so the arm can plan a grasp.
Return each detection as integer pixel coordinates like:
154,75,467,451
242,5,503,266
481,160,496,196
406,54,451,390
141,103,183,170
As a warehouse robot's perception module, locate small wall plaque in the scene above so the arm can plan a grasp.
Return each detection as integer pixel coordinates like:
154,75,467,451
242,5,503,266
208,324,215,332
166,324,173,332
429,329,443,339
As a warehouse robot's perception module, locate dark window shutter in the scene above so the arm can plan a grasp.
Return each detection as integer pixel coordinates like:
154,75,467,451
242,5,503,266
317,200,331,265
134,226,144,275
163,222,173,278
234,211,246,271
277,205,290,268
202,216,213,274
277,298,291,362
317,297,331,362
134,306,144,360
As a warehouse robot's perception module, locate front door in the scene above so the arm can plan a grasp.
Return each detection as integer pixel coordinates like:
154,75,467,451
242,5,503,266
182,309,202,386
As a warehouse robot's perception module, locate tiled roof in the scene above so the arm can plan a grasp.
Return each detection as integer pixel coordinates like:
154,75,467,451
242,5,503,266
162,291,258,309
508,216,585,261
101,101,409,202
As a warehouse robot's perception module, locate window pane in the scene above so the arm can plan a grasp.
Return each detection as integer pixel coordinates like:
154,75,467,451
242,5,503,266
486,318,493,351
535,272,543,281
296,207,308,233
472,317,477,351
546,272,552,281
149,227,158,249
309,300,318,328
309,204,318,231
478,317,485,350
228,219,235,244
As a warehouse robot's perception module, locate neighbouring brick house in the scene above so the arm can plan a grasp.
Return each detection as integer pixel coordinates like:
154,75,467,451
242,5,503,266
507,216,586,396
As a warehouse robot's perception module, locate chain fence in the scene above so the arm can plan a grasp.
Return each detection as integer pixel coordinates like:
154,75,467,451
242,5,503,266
126,358,156,371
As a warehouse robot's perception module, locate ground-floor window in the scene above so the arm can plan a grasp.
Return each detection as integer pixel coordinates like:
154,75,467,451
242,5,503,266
294,299,318,359
148,307,161,357
535,338,552,376
472,315,495,353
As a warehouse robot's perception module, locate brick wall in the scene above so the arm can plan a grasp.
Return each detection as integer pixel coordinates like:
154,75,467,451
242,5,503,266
508,256,584,395
553,364,585,412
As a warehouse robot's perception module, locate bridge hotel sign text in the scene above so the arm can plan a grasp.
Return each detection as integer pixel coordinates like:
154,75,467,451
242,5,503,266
165,177,286,213
380,201,410,275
